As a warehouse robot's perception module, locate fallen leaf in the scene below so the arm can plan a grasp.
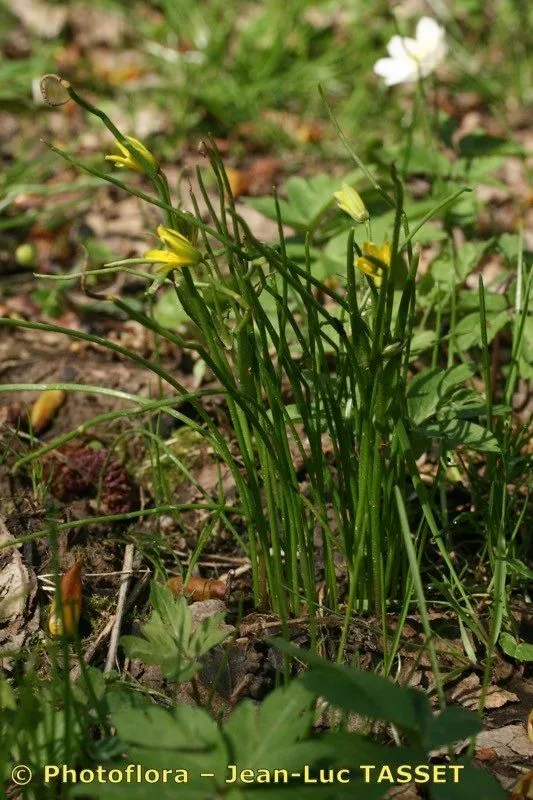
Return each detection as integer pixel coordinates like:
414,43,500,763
482,687,521,711
0,518,39,670
451,674,519,710
4,0,67,38
475,747,498,762
476,724,533,760
226,158,283,199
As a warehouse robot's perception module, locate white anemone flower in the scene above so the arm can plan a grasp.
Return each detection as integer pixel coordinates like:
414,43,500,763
373,16,447,87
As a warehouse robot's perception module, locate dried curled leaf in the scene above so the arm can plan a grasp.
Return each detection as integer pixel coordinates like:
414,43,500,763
30,389,65,433
0,519,39,671
529,709,533,743
167,575,227,602
49,560,83,639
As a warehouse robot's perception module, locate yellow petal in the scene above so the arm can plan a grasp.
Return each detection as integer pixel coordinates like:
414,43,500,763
144,249,180,264
155,226,201,264
105,155,127,168
378,240,392,266
105,136,158,175
157,226,194,252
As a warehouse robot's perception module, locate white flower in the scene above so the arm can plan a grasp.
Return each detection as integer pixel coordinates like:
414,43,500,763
373,16,447,87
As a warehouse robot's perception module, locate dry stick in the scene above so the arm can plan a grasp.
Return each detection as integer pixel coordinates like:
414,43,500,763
104,543,135,673
69,568,150,682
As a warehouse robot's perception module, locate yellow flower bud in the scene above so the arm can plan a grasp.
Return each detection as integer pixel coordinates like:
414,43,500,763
334,183,369,224
105,136,158,175
144,225,202,273
48,561,83,639
30,389,65,434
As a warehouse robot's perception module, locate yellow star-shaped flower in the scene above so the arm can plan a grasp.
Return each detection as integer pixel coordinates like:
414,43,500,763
144,225,202,273
356,240,391,287
105,136,158,175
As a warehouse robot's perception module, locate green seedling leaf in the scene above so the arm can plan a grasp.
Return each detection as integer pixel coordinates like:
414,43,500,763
499,632,533,662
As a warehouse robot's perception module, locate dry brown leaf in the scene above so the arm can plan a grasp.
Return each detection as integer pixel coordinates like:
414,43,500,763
475,747,498,762
476,724,533,760
4,0,68,38
226,158,283,199
451,674,519,710
0,518,39,671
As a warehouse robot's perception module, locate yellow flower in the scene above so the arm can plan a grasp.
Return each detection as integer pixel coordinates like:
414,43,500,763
144,225,202,272
334,183,369,224
105,135,158,175
356,240,391,287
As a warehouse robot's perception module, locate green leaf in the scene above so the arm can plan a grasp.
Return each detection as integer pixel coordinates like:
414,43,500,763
245,172,357,232
271,639,431,738
499,632,533,662
120,583,229,683
409,330,437,357
418,418,500,453
454,310,509,351
457,290,508,314
224,680,318,772
518,316,533,380
430,760,506,800
0,676,16,710
407,364,475,424
245,195,308,230
153,288,190,329
459,132,523,158
112,701,220,751
151,582,192,643
423,706,481,750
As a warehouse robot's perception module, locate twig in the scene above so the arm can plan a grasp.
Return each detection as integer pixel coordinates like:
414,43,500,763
104,543,134,673
219,563,250,582
69,568,150,682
